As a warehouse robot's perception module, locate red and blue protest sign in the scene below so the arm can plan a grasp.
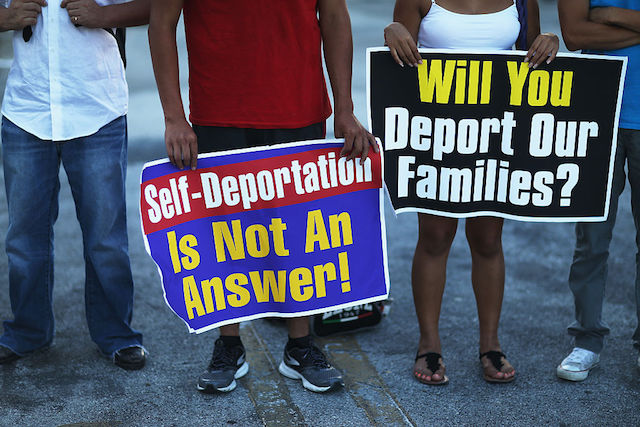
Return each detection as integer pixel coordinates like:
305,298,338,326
140,139,389,333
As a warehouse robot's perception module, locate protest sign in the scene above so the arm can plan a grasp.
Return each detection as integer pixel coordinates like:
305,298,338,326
368,48,627,221
140,140,389,333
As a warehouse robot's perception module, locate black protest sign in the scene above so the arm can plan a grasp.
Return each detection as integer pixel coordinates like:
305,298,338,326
367,48,626,221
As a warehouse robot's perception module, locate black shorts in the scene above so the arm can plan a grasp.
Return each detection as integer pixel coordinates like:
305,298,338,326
193,122,326,154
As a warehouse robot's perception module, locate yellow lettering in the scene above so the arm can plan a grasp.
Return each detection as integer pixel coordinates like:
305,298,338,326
269,218,289,256
212,220,246,262
338,252,351,293
305,210,331,253
507,61,529,106
183,275,205,319
201,277,225,313
179,234,200,270
313,263,336,299
417,59,456,104
528,70,550,106
289,267,314,302
480,61,492,104
551,71,573,107
167,231,181,274
249,270,287,303
225,273,251,307
455,60,467,104
329,212,353,248
245,224,270,258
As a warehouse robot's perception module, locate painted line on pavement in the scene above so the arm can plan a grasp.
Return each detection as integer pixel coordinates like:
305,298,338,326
320,334,415,426
242,323,306,426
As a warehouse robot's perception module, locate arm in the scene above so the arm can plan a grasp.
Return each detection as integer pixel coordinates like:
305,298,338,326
383,0,426,67
0,0,46,32
148,0,197,170
318,0,377,162
590,6,640,33
558,0,640,51
60,0,150,28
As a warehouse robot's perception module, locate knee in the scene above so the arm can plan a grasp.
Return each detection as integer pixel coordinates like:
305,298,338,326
467,233,502,258
416,225,456,257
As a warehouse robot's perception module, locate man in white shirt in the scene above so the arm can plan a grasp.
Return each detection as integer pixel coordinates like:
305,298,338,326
0,0,149,370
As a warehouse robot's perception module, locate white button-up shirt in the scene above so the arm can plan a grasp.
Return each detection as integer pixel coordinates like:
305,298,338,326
1,0,128,141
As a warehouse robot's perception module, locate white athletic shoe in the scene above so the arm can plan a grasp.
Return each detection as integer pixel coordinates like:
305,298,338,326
556,347,600,381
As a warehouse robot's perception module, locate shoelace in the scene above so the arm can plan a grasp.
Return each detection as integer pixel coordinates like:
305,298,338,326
300,344,331,368
209,340,241,370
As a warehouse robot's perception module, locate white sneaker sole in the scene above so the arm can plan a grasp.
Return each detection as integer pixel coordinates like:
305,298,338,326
556,362,597,382
278,361,339,393
197,361,249,393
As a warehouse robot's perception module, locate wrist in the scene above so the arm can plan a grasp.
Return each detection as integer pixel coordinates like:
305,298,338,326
97,4,114,28
334,102,354,116
0,8,19,31
164,114,189,127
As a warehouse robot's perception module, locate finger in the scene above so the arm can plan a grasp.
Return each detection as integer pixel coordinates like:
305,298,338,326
546,48,558,64
347,135,360,161
524,38,541,63
399,40,417,66
525,46,537,64
340,134,354,158
531,45,549,68
22,9,39,19
527,46,543,68
189,137,198,170
359,136,370,164
182,142,192,171
410,43,422,65
368,133,379,153
175,142,185,170
389,47,404,67
23,3,42,13
167,143,177,167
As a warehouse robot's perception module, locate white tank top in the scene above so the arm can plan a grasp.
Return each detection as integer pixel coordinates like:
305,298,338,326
418,0,520,50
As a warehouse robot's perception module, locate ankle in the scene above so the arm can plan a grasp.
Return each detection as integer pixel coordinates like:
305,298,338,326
287,334,313,349
219,335,242,347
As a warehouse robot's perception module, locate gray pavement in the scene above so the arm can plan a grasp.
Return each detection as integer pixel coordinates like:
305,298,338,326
1,0,639,425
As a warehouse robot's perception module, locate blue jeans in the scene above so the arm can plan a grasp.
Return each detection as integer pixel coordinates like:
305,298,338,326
568,128,640,353
0,116,142,357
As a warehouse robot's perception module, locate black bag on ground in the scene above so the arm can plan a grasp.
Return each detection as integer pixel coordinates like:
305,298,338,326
312,301,388,337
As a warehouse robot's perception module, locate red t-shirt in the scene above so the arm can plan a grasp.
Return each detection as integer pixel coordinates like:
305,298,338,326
183,0,333,129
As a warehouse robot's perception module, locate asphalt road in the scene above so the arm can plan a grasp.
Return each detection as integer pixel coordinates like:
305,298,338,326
1,1,639,426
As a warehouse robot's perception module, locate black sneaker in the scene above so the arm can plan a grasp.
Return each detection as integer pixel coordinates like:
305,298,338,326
278,340,343,392
197,338,248,393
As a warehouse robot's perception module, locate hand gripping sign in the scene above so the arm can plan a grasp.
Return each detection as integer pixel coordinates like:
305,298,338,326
368,48,627,221
140,139,390,333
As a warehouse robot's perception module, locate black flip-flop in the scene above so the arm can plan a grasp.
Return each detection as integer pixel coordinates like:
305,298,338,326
414,352,449,385
479,351,515,383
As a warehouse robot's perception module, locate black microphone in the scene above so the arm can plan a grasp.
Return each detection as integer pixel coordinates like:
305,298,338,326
22,26,32,42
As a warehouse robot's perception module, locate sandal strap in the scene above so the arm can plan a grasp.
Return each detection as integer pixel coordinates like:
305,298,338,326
415,352,443,374
479,350,506,371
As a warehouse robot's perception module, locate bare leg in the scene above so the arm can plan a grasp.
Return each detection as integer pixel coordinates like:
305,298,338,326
411,213,457,383
219,324,240,336
218,317,309,341
465,217,514,381
287,317,310,339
